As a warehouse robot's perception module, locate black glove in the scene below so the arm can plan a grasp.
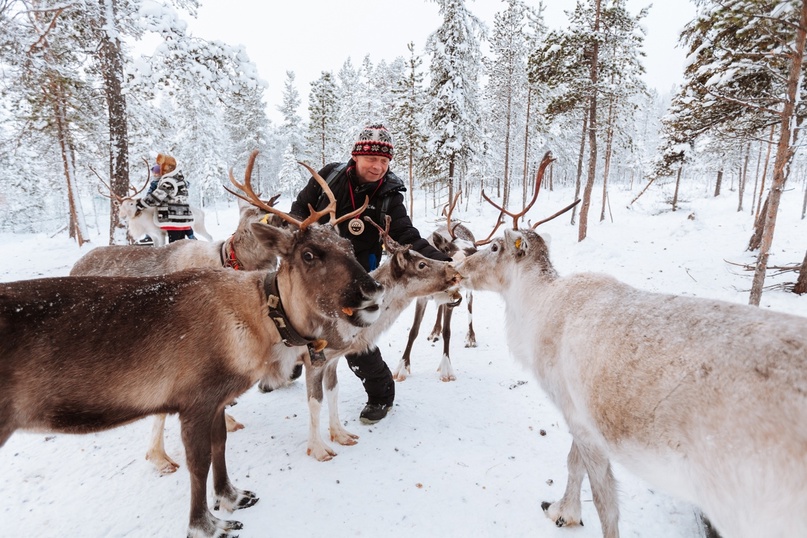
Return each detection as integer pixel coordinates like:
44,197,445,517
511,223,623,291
134,199,146,217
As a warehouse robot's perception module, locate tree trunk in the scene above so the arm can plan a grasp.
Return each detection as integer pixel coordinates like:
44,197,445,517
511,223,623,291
448,155,455,208
738,140,750,212
794,250,807,294
97,0,130,245
749,0,807,306
756,124,776,221
750,139,764,215
672,167,682,212
408,146,414,216
599,96,616,222
578,0,601,242
502,84,513,211
570,111,588,225
802,175,807,219
522,88,532,208
714,169,723,197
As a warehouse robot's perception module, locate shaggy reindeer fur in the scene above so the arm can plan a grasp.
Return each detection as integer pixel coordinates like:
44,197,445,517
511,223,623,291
395,222,478,382
301,237,462,461
71,202,285,474
456,228,807,538
1,222,385,538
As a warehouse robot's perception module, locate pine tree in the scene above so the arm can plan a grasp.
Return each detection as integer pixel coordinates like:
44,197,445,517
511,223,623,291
307,71,340,168
390,42,429,215
424,0,485,204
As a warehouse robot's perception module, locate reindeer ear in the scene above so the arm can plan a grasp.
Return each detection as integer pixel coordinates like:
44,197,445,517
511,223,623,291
537,232,551,250
431,232,450,253
250,222,293,256
388,250,405,279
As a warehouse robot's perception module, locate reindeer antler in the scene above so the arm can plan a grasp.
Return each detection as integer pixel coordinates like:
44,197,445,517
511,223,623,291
531,199,581,229
92,158,152,202
364,215,407,253
444,191,463,240
225,151,369,231
130,157,152,197
473,211,506,246
89,165,124,203
297,162,369,227
481,151,554,231
225,150,309,228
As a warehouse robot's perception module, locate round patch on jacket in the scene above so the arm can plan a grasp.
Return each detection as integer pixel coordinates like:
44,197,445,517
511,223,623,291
348,217,365,236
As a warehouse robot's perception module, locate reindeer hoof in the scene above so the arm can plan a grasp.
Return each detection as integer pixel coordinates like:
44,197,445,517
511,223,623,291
236,491,259,510
225,413,245,432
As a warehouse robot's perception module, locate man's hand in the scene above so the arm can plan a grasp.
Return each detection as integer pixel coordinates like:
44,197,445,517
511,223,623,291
134,199,146,217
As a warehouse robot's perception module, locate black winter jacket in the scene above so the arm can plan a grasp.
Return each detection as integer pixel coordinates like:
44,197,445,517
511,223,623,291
290,160,450,271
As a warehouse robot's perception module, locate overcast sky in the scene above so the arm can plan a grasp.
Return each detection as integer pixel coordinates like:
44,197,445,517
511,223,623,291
186,0,697,123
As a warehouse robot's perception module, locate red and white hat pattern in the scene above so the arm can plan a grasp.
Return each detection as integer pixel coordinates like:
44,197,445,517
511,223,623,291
352,124,394,160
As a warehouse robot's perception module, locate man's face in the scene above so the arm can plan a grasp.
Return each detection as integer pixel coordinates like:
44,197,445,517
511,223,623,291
354,155,390,184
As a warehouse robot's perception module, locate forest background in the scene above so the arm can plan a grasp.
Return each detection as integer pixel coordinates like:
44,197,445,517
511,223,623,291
1,0,807,303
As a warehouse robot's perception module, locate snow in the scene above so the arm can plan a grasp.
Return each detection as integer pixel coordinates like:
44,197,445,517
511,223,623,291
1,181,805,537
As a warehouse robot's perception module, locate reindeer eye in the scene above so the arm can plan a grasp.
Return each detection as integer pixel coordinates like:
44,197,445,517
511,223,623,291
302,251,315,262
418,261,427,270
491,244,499,252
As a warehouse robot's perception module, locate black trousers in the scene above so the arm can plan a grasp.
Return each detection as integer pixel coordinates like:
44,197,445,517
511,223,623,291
167,229,195,242
345,346,394,406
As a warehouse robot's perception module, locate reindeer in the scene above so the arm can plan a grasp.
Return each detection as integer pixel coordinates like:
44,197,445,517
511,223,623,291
0,177,385,537
455,152,807,538
298,215,463,461
73,151,286,475
95,160,212,245
394,192,481,382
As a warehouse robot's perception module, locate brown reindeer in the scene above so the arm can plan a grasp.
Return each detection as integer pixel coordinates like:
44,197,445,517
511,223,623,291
456,152,807,538
301,215,463,460
394,192,480,382
73,151,286,474
1,160,385,538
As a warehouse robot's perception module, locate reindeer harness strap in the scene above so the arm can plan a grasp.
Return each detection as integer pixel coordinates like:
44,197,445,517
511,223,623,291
264,272,327,365
220,237,244,270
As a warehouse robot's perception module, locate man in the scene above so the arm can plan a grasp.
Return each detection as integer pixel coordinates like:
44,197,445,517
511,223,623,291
290,124,450,423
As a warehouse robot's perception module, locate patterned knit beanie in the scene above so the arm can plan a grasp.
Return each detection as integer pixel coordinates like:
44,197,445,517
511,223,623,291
351,124,394,160
156,153,177,174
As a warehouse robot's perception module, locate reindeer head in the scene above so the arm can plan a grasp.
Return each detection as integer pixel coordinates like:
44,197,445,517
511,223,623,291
228,151,385,337
457,151,570,290
364,215,462,299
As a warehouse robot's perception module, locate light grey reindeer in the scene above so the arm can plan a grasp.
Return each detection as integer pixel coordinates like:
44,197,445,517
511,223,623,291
299,214,463,461
456,152,807,538
394,192,484,382
73,150,286,475
95,161,212,245
0,177,385,538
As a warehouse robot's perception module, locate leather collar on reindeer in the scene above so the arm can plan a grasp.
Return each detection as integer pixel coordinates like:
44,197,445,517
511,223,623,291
264,272,327,365
221,237,242,270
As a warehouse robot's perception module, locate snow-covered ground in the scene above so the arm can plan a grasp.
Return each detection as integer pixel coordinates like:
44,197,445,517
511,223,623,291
1,180,805,537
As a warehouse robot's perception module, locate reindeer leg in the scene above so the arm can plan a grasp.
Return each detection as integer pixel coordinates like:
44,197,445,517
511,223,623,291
211,407,258,513
395,297,428,381
182,408,243,538
146,413,180,475
438,305,456,382
306,359,336,461
542,440,585,528
326,358,358,447
578,441,619,538
427,303,444,342
464,290,477,348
